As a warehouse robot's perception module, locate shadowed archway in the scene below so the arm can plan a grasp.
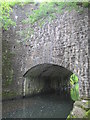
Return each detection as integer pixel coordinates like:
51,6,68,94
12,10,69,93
23,63,73,97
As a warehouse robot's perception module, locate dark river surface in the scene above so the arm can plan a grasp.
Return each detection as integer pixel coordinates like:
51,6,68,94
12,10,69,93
2,93,74,118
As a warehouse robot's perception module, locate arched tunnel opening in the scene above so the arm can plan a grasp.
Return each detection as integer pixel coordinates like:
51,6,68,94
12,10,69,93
23,63,73,99
22,63,76,118
3,63,79,118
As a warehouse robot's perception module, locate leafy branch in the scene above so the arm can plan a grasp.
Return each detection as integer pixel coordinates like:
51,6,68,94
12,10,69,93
70,74,80,101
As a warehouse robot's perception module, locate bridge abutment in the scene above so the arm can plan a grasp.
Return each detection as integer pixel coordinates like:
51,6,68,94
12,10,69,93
2,3,89,100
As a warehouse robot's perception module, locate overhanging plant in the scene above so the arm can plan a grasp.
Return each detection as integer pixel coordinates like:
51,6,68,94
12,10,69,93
70,74,79,101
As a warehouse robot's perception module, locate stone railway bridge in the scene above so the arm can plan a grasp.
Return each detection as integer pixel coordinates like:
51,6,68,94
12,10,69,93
2,3,90,100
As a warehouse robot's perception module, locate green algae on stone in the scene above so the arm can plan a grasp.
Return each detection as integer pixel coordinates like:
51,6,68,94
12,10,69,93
74,100,90,111
67,114,77,120
67,100,90,119
2,91,17,99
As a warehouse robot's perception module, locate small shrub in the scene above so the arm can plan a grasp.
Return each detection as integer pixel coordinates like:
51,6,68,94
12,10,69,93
70,74,80,101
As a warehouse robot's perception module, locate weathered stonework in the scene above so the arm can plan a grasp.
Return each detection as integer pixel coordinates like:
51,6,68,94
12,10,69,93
2,4,89,100
67,100,90,119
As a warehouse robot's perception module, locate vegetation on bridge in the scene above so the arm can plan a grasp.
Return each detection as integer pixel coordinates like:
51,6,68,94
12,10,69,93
22,2,89,25
0,0,89,30
0,0,33,30
70,74,79,101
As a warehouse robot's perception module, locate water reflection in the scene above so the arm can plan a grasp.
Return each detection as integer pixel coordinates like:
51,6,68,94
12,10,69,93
2,93,74,118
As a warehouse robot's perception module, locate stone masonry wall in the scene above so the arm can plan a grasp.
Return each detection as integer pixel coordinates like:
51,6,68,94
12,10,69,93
2,4,89,100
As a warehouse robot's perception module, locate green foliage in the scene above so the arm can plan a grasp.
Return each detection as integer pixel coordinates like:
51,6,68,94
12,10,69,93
67,114,71,120
21,2,88,42
82,2,90,7
70,74,78,85
21,2,79,42
23,2,79,25
67,114,77,120
70,74,79,101
70,83,79,101
0,1,89,30
0,0,33,30
23,1,90,26
85,110,90,118
86,101,90,105
28,2,56,24
0,1,89,31
0,1,16,30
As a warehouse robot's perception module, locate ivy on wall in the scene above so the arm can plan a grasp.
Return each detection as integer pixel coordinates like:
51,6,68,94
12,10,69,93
70,74,79,101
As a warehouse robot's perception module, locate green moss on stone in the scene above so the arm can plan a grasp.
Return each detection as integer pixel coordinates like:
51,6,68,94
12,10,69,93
86,101,90,105
67,114,71,120
67,114,77,120
2,91,17,99
74,100,90,111
2,45,15,87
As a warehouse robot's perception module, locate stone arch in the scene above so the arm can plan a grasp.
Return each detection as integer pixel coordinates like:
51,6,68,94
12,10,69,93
23,63,75,97
21,8,89,98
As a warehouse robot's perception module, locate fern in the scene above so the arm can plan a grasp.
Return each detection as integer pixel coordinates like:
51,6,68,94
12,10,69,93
70,74,79,101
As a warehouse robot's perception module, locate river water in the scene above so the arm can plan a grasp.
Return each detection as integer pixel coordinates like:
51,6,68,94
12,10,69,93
2,93,74,118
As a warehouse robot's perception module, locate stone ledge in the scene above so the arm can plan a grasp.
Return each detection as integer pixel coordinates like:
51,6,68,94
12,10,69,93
74,100,90,111
67,99,90,119
71,106,86,118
